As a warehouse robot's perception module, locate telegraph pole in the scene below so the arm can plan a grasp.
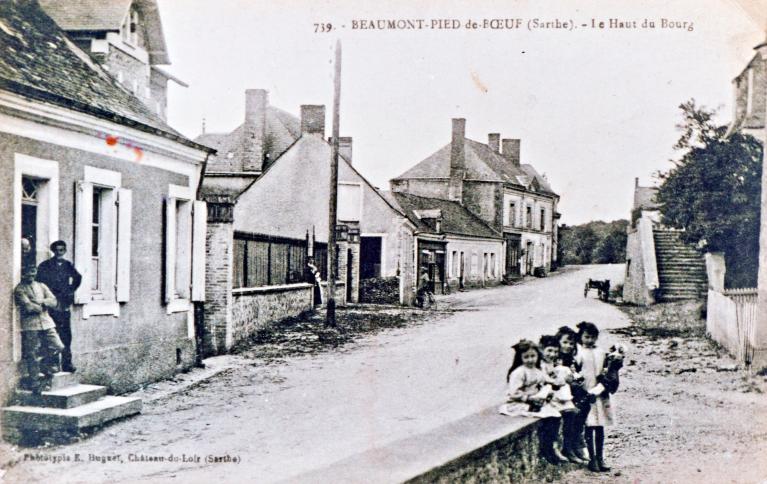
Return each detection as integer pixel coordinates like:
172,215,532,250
326,40,342,327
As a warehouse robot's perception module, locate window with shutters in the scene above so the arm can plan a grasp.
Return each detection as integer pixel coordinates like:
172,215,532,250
165,185,207,313
74,167,130,318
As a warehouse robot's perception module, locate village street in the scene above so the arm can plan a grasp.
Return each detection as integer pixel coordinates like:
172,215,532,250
3,264,628,483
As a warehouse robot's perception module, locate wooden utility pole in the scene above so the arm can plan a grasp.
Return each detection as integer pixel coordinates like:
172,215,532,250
326,40,342,327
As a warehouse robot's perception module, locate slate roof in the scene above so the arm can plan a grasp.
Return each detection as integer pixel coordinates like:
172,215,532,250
38,0,131,31
392,137,558,196
195,106,302,173
633,185,659,211
39,0,170,64
0,0,210,152
389,192,502,239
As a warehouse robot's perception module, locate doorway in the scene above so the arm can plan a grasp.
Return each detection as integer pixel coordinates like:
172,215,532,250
21,176,42,267
359,236,382,280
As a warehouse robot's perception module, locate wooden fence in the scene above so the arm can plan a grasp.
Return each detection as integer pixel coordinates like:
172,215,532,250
707,287,759,365
232,232,332,289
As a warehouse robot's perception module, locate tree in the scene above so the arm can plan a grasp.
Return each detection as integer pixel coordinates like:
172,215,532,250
594,221,628,264
656,100,762,288
559,220,628,265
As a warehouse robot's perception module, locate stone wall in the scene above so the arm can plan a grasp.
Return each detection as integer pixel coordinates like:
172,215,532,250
623,227,649,305
410,420,562,483
290,407,564,483
231,284,313,346
623,214,658,305
359,277,400,304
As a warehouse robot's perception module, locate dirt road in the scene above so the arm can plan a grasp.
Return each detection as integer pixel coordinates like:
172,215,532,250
3,265,630,483
564,302,767,484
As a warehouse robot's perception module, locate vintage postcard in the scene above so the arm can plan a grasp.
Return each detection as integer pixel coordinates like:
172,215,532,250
0,0,766,483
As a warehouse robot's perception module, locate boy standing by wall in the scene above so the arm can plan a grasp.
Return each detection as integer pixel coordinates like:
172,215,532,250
14,265,65,393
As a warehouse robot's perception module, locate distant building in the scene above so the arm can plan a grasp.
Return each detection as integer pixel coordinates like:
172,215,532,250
196,89,302,198
728,36,767,142
391,118,560,279
386,192,503,291
196,96,418,354
0,0,213,404
38,0,187,122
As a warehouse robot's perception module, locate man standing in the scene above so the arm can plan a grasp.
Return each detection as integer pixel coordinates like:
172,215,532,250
37,240,81,373
14,265,65,393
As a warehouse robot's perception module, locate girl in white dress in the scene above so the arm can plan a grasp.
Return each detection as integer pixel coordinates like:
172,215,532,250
575,321,615,473
500,339,565,464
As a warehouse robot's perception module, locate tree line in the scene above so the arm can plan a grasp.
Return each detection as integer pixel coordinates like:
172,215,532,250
558,220,629,265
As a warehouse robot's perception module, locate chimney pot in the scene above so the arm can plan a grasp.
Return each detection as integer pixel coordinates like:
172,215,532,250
501,138,521,167
243,89,268,172
488,133,500,153
301,105,326,136
635,177,639,188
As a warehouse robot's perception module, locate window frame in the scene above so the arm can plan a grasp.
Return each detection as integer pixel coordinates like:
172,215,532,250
75,166,125,318
165,184,194,314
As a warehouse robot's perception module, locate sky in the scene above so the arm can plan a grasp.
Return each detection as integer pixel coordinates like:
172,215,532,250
157,0,766,225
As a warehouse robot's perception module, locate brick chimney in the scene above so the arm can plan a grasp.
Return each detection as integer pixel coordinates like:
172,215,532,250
242,89,267,172
635,177,639,188
301,105,326,136
449,118,466,203
240,89,269,171
501,138,521,167
328,136,353,164
488,133,500,154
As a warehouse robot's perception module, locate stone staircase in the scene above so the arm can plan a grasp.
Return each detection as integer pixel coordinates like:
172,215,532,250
2,372,141,445
653,229,708,302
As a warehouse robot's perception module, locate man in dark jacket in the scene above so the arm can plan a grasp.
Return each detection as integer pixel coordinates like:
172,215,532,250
36,240,81,373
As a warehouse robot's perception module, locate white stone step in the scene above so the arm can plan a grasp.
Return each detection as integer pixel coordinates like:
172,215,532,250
48,372,78,391
2,396,142,444
14,384,107,409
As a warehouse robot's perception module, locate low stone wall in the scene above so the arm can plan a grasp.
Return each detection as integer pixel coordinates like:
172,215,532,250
231,284,313,347
359,277,400,304
288,407,565,483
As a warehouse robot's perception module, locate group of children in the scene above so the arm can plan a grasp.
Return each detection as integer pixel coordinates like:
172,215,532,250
499,322,625,473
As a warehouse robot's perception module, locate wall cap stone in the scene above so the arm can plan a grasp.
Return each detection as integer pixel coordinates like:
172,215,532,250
233,283,312,296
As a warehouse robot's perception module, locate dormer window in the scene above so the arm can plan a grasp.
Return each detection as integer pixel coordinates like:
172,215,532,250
121,8,140,46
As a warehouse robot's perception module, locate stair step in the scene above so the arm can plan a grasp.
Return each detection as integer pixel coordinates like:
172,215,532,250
658,294,704,302
2,396,142,444
660,277,706,282
14,384,107,409
48,372,78,391
660,285,706,291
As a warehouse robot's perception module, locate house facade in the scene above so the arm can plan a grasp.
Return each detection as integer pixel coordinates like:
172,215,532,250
197,97,417,354
388,192,503,291
391,118,560,280
0,1,212,404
